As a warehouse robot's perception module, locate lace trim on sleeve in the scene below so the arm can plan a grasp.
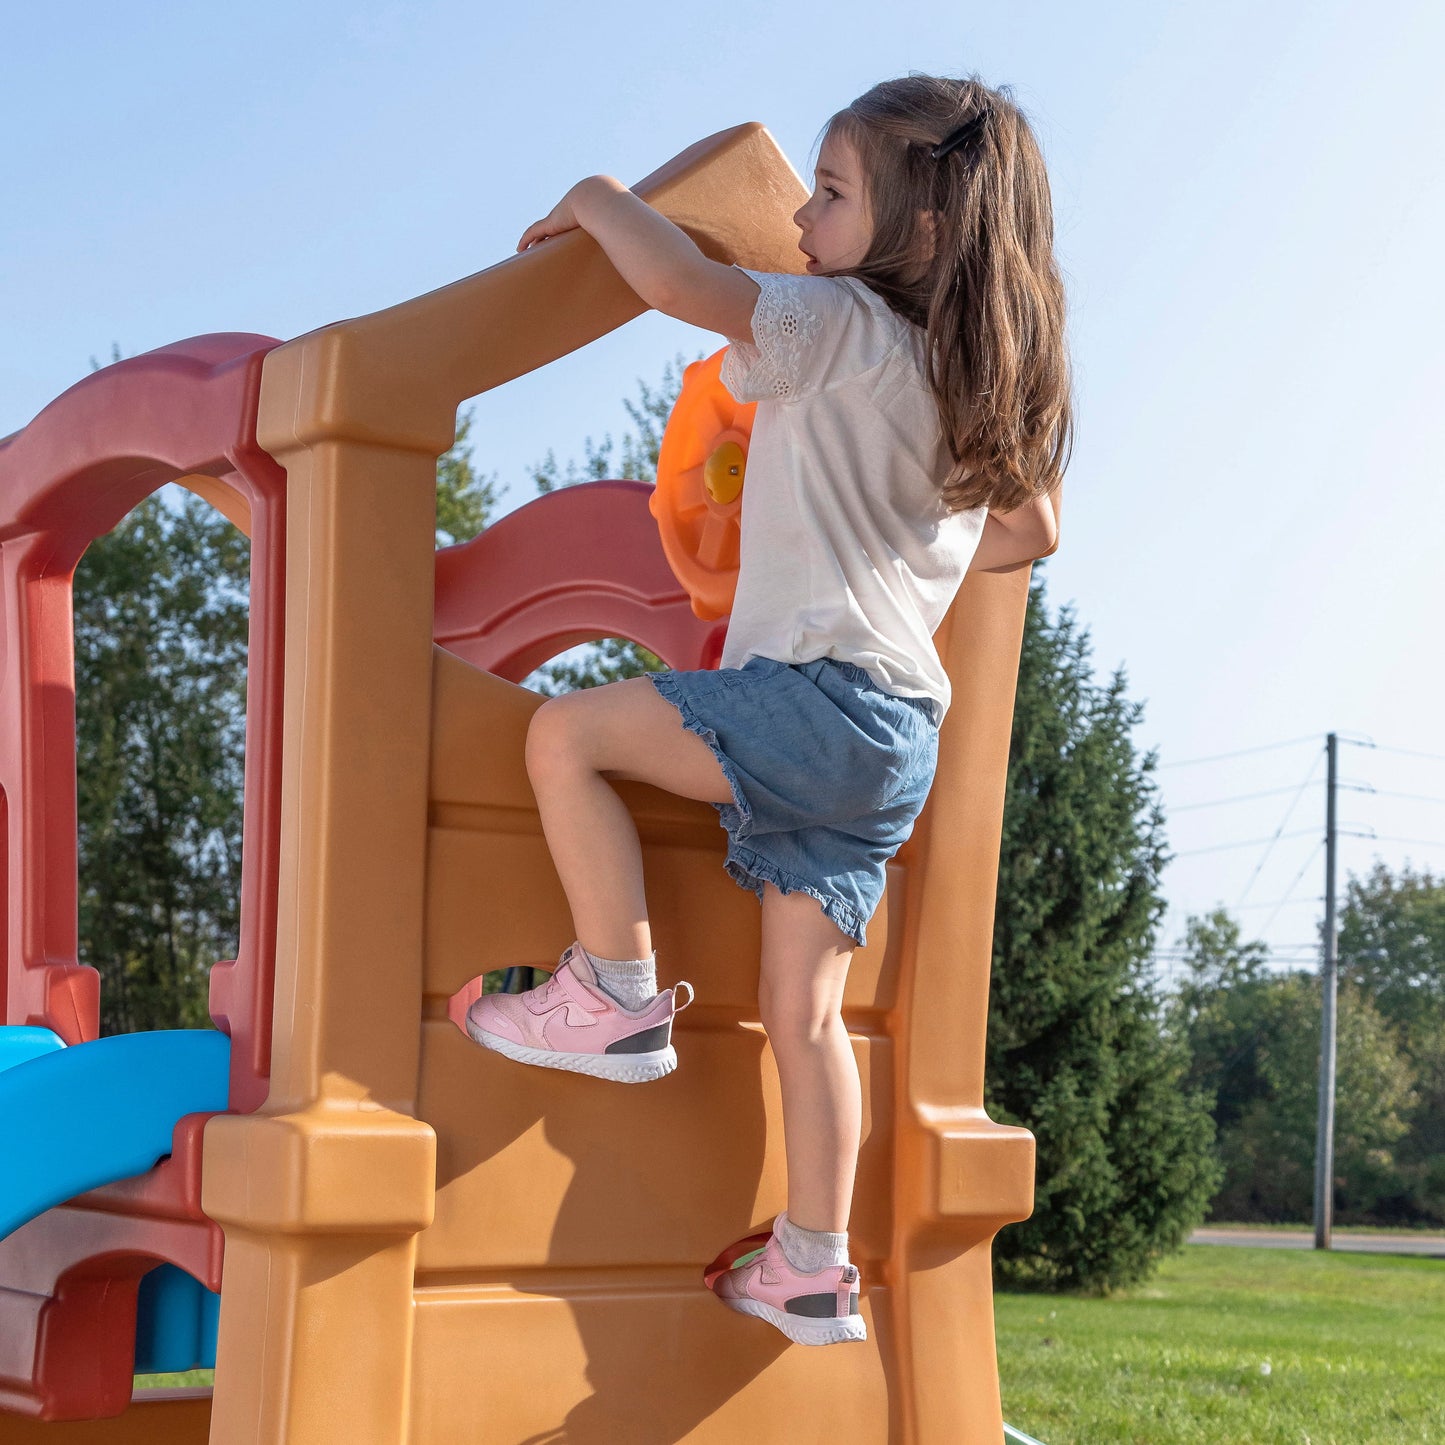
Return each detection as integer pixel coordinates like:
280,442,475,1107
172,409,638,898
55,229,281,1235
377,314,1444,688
719,340,750,400
723,272,825,401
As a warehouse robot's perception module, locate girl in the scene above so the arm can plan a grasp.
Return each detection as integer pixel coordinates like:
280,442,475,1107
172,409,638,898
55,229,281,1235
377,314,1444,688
466,73,1069,1347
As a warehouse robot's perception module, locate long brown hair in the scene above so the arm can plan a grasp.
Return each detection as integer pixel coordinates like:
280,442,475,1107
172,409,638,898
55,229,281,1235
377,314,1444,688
824,74,1072,514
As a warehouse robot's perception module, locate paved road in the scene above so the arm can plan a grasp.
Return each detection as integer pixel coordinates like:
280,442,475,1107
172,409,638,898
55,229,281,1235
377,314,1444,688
1191,1227,1445,1257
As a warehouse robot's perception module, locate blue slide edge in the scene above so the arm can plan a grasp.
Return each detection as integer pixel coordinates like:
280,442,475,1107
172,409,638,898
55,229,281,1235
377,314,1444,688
0,1025,66,1075
0,1029,231,1242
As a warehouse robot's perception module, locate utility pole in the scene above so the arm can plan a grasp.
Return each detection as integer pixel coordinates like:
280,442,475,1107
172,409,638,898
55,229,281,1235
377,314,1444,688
1314,732,1339,1250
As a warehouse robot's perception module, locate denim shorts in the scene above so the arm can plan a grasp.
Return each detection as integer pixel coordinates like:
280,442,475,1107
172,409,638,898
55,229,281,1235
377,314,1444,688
648,656,939,949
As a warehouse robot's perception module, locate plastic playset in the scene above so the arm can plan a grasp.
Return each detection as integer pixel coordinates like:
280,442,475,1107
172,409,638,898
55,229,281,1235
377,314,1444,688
0,124,1037,1443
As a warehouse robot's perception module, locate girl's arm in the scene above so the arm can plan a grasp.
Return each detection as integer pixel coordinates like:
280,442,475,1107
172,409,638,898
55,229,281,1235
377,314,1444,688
968,490,1062,574
518,175,760,339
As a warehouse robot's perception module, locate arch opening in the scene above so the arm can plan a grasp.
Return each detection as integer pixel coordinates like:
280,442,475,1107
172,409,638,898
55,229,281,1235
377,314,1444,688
72,483,250,1037
520,635,669,696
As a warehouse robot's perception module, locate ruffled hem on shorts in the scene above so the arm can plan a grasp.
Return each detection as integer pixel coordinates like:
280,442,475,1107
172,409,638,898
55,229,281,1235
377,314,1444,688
647,672,869,950
722,841,868,951
649,670,756,840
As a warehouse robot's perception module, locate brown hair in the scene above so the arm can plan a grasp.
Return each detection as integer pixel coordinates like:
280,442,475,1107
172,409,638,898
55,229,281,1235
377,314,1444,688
823,74,1072,514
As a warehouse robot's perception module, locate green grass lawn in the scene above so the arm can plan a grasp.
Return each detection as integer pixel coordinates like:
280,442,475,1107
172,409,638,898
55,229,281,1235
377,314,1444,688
996,1244,1445,1445
1197,1221,1445,1236
134,1368,212,1390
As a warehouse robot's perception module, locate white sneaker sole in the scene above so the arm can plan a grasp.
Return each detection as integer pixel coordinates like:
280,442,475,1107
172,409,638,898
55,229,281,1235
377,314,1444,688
721,1295,868,1346
465,1019,677,1083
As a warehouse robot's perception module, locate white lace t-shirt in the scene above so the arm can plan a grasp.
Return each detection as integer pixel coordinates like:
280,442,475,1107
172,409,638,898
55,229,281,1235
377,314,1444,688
718,267,987,727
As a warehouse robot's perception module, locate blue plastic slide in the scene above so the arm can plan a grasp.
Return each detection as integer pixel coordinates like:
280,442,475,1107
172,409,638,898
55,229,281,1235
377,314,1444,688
0,1027,231,1241
0,1025,66,1074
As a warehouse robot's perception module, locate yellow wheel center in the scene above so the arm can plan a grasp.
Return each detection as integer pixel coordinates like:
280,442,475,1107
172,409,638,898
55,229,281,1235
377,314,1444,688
703,440,746,505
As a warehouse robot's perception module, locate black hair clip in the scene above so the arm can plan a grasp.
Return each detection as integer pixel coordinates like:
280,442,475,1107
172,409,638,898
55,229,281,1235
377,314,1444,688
929,107,991,161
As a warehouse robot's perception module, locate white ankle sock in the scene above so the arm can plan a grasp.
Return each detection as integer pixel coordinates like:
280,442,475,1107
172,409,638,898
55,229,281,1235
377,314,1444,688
775,1210,851,1273
580,945,658,1011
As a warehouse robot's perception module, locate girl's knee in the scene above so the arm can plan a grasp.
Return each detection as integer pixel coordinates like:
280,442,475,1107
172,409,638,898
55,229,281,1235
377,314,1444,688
525,697,580,776
758,982,845,1047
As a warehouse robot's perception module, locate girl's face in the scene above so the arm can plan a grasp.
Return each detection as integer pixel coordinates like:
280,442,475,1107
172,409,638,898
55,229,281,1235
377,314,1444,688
794,129,873,274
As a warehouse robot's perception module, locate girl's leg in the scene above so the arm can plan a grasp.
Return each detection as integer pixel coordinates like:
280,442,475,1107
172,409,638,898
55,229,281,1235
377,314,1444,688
756,882,860,1235
525,675,736,963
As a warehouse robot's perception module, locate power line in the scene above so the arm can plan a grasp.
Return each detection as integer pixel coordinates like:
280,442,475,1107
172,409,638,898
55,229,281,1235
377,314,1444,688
1167,745,1445,877
1161,734,1445,774
1341,738,1445,766
1171,784,1319,812
1152,937,1318,950
1162,729,1444,947
1346,786,1445,808
1149,949,1319,960
1157,734,1323,770
1174,828,1318,857
1252,839,1327,939
1236,752,1327,908
1150,952,1320,962
1148,952,1320,984
1233,894,1323,911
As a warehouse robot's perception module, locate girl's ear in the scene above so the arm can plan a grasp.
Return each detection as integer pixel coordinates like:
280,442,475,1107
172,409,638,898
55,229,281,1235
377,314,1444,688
918,210,937,254
916,210,939,270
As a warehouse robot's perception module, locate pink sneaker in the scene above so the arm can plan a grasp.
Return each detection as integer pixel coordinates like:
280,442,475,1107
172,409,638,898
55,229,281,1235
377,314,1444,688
704,1216,866,1346
464,942,694,1083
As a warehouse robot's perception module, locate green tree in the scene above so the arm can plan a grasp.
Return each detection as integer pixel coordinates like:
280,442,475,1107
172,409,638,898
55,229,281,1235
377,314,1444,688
1338,861,1445,1040
987,578,1221,1293
436,406,504,545
1170,908,1424,1224
1337,862,1445,1222
1211,975,1415,1223
1395,1021,1445,1222
1168,910,1273,1135
75,491,250,1033
526,635,669,695
527,357,686,498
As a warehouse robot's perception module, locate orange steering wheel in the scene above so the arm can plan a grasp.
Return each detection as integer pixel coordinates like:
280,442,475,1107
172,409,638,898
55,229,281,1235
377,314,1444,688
649,348,756,621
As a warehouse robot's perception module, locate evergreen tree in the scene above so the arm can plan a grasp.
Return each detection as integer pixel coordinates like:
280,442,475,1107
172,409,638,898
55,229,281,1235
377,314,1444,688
527,357,686,498
987,578,1221,1293
436,406,504,545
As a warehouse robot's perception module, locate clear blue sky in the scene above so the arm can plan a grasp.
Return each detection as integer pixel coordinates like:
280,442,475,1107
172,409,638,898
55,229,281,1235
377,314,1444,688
5,0,1443,977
